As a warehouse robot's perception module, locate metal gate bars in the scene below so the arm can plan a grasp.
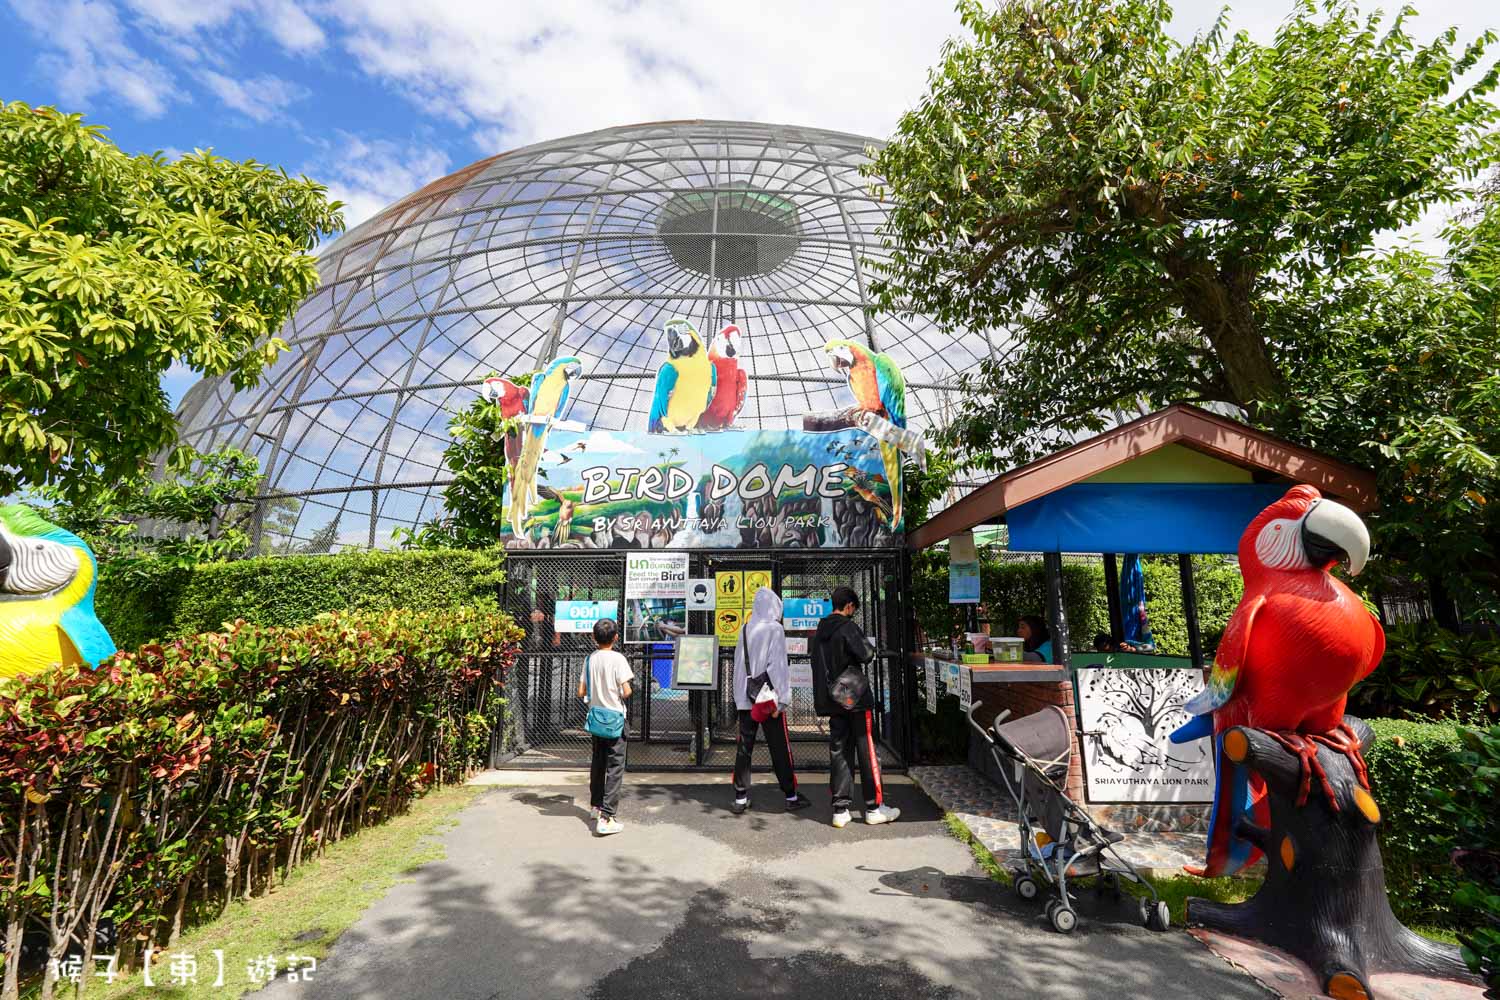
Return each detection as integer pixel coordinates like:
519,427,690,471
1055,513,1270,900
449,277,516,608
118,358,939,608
493,549,911,772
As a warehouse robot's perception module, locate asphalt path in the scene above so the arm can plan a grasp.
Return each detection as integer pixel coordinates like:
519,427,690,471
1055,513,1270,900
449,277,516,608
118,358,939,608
258,778,1270,999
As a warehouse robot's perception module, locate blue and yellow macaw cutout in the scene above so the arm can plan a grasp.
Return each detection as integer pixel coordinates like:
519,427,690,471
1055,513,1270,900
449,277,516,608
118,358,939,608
508,356,584,537
649,319,716,433
825,339,911,528
0,504,116,679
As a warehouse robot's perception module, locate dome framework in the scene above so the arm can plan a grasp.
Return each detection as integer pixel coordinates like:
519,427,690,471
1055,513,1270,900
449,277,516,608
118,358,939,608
174,120,1004,550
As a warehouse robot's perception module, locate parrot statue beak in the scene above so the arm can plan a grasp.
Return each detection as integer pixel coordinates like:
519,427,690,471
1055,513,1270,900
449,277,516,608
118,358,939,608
0,525,76,594
826,343,855,374
564,361,583,380
1300,498,1370,576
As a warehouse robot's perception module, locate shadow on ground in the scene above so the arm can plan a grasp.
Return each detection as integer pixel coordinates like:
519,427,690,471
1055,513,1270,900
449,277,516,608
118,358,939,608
255,783,1271,1000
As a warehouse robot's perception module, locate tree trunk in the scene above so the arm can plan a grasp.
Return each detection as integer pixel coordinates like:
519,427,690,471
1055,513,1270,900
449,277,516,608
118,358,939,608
1187,717,1479,998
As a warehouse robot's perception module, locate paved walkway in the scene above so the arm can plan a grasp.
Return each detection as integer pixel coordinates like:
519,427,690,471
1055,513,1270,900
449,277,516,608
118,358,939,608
910,765,1211,876
259,775,1270,1000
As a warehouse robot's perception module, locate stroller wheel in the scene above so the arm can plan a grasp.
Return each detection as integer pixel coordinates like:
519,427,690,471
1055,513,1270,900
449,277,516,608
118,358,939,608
1048,900,1078,933
1144,900,1171,932
1015,876,1039,901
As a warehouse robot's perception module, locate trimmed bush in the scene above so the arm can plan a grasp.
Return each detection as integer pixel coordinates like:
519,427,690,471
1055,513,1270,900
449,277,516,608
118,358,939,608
911,551,1242,657
97,547,507,649
1365,717,1468,926
1351,624,1500,723
0,608,522,990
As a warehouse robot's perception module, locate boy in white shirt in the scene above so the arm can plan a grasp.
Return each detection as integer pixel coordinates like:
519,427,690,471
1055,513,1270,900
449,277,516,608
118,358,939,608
577,618,633,835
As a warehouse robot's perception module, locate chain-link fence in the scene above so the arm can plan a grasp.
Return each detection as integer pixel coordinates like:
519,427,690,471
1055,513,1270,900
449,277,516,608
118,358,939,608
496,550,909,771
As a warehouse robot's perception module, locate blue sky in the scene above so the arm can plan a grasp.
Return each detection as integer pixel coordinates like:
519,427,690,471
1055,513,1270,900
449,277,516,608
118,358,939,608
2,0,1492,408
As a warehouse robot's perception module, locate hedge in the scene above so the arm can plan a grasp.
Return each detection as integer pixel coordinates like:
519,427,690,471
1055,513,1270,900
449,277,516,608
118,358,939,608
97,547,508,650
911,551,1242,657
0,607,522,997
1365,717,1468,927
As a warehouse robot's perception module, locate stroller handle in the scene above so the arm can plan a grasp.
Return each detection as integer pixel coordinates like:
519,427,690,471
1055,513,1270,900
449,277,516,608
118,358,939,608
965,699,1011,744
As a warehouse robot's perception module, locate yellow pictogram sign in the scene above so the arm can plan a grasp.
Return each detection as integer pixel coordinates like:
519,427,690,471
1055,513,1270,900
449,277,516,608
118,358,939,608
715,606,744,646
744,569,773,595
715,571,744,604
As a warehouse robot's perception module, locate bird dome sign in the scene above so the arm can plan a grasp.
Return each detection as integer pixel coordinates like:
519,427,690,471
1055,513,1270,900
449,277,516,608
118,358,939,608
494,321,924,550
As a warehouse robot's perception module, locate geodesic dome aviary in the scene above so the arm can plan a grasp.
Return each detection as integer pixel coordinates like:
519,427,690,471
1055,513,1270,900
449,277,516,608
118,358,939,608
174,120,1005,549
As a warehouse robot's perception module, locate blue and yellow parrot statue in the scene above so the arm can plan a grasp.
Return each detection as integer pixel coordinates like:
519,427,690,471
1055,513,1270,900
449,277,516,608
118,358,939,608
0,504,116,679
508,356,583,538
825,339,907,527
648,319,716,433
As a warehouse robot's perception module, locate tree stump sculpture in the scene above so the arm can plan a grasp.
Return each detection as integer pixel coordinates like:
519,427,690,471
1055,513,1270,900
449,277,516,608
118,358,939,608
1187,717,1478,998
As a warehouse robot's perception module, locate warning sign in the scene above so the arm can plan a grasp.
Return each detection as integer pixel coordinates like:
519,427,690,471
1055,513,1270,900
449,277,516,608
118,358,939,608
715,606,745,646
715,572,744,604
744,569,773,595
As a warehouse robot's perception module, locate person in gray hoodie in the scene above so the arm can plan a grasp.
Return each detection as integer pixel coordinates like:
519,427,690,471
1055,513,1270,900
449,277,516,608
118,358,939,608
729,587,811,815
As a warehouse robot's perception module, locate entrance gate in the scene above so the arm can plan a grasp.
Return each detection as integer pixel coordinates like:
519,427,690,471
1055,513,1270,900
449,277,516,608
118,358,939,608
496,550,910,771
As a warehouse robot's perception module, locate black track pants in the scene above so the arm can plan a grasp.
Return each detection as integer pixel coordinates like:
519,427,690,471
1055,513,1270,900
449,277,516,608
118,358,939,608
732,709,798,798
829,710,883,812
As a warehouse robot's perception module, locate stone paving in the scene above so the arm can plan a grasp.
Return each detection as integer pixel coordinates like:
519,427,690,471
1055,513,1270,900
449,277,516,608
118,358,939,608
909,764,1210,876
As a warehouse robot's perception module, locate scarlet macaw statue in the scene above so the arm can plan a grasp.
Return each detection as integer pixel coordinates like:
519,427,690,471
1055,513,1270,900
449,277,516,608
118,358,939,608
1171,485,1383,877
825,339,906,527
699,324,748,430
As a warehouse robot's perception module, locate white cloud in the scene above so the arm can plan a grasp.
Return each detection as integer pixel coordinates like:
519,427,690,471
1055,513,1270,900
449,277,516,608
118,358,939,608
305,133,453,232
324,0,964,151
123,0,325,52
10,0,180,118
198,69,309,122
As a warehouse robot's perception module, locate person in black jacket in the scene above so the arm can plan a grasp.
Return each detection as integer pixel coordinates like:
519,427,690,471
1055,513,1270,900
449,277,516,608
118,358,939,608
810,586,900,828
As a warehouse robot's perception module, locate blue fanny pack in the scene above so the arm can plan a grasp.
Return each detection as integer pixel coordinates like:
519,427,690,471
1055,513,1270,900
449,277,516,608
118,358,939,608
584,654,626,740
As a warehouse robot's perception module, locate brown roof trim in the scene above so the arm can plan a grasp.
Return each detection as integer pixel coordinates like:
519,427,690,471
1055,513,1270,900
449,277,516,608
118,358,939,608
906,404,1377,550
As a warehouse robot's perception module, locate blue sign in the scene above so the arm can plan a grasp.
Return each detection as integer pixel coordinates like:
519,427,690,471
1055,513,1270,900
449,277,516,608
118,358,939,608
949,561,980,604
783,598,832,631
554,600,619,633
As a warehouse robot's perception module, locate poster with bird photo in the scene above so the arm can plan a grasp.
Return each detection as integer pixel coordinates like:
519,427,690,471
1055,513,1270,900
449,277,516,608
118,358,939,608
495,319,926,551
625,598,688,645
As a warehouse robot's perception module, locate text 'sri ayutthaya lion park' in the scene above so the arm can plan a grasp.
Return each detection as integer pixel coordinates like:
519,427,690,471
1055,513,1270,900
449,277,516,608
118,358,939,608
485,318,922,550
0,311,1486,998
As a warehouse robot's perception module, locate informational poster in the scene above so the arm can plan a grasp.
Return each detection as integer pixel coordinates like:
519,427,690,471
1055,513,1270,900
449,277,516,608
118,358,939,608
949,561,981,604
744,569,773,595
715,605,745,647
686,579,715,611
626,552,689,599
788,661,813,688
1075,667,1214,803
924,661,938,714
553,600,618,634
786,637,808,656
946,660,960,691
958,667,973,713
671,636,719,690
782,597,830,631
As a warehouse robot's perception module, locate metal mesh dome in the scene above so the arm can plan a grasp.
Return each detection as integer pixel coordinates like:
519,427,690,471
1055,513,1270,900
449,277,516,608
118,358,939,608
173,120,1005,550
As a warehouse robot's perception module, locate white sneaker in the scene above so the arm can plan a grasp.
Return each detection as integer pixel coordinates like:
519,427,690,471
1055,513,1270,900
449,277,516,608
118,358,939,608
832,810,853,829
596,817,623,836
865,804,901,825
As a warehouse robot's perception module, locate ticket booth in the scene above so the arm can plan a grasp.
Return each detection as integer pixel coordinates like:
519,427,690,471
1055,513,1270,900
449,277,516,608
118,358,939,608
905,405,1376,823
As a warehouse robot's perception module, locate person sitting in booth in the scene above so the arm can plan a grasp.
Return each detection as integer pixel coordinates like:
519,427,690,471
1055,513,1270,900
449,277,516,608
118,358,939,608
1019,615,1053,663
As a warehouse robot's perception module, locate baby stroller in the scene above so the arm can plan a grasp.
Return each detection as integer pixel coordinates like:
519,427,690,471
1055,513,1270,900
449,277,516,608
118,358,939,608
966,700,1170,934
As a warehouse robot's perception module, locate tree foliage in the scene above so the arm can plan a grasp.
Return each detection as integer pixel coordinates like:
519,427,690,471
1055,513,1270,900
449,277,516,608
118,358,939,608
396,375,527,550
870,0,1500,612
29,446,298,570
0,101,343,496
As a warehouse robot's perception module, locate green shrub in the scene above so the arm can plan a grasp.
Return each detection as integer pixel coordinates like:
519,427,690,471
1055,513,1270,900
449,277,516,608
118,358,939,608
0,607,522,987
1430,723,1500,990
1365,717,1469,926
911,551,1242,657
97,547,507,649
1352,624,1500,723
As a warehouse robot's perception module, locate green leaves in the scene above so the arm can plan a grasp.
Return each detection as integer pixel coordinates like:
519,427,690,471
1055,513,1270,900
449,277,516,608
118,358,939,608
0,101,343,497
